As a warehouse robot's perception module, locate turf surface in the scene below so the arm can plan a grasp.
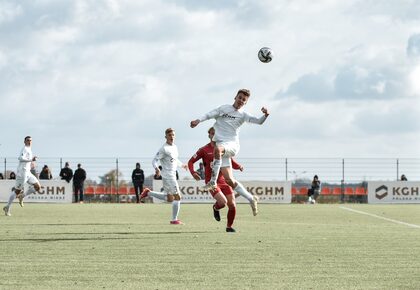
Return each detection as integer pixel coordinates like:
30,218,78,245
1,203,420,289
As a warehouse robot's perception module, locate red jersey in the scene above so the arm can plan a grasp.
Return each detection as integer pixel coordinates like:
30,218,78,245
188,142,241,185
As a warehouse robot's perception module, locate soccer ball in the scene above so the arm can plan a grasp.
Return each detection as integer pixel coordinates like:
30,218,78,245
258,47,273,63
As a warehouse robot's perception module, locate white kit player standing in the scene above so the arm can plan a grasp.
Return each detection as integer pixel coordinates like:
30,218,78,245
190,89,269,216
3,136,42,216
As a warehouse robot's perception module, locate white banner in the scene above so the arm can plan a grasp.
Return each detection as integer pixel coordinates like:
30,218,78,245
0,180,73,203
152,180,291,204
368,181,420,204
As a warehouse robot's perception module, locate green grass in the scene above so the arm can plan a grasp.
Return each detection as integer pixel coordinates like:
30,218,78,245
1,203,420,289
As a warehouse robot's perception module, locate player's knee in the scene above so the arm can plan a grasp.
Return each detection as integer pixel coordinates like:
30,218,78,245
225,179,236,188
227,201,236,209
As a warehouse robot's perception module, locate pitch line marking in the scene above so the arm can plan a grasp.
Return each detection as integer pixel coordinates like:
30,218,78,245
339,206,420,229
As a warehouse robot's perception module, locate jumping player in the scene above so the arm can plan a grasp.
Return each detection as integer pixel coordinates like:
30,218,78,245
190,89,269,216
140,128,187,225
3,136,42,216
188,127,243,233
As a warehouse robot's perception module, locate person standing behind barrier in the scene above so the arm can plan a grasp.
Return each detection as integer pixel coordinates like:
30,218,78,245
39,165,52,180
308,175,321,204
9,172,16,180
73,164,86,203
132,162,145,203
400,174,408,181
59,162,73,183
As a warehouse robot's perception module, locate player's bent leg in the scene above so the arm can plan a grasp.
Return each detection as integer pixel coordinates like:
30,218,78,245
212,191,226,222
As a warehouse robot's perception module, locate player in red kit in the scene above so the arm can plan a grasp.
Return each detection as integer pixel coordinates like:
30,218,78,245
188,127,243,233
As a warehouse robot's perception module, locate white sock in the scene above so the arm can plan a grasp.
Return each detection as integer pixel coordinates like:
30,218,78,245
6,191,16,208
148,190,167,201
25,186,37,197
210,159,221,184
234,182,253,202
172,200,180,221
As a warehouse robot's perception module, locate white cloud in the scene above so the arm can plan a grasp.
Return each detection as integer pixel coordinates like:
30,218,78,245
0,0,419,159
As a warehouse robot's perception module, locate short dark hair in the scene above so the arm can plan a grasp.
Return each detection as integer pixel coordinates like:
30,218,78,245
165,128,175,135
237,88,250,97
24,136,31,142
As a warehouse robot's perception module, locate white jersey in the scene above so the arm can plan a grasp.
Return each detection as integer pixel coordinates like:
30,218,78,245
199,104,268,143
152,142,183,180
17,145,33,175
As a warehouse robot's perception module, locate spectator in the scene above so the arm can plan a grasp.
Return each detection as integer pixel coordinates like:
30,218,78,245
39,165,52,180
0,173,3,179
9,172,16,180
307,175,321,204
131,162,145,203
400,174,408,181
154,166,163,180
73,163,87,203
59,162,73,183
30,161,38,178
196,162,205,180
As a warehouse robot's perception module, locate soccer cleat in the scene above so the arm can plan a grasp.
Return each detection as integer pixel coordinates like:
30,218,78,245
250,195,259,216
17,193,24,207
226,227,236,233
3,206,11,216
170,220,184,225
201,181,217,192
139,188,150,201
213,206,221,222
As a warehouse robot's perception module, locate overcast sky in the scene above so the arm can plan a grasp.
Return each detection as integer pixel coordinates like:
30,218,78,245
1,0,419,160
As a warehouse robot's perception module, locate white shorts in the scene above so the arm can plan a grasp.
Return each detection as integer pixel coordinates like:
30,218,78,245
217,141,240,167
15,171,39,190
162,177,181,196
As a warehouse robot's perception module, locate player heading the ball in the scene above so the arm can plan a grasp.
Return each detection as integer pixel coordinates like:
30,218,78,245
190,89,269,216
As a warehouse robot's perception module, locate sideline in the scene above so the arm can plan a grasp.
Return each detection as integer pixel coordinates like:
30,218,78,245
339,206,420,229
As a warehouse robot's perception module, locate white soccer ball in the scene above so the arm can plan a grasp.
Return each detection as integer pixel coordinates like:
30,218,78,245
258,47,273,63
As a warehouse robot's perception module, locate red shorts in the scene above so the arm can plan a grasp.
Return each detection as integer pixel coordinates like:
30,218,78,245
210,183,234,198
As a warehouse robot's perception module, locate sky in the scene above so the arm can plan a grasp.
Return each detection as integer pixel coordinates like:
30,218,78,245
1,0,420,161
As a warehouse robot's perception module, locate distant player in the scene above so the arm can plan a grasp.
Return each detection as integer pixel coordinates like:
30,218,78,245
190,88,269,216
188,127,243,232
140,128,187,225
3,136,42,216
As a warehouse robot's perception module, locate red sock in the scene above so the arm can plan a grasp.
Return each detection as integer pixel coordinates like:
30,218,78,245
214,202,225,210
227,206,236,228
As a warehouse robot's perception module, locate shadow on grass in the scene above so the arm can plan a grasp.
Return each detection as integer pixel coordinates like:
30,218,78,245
0,231,213,243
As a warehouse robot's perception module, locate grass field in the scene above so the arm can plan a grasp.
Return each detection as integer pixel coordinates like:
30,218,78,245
1,203,420,289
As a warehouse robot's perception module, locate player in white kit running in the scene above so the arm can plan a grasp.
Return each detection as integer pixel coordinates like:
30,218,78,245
3,136,42,216
190,89,269,216
139,128,187,225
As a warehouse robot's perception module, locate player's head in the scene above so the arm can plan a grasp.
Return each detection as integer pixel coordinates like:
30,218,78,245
24,136,32,146
165,128,175,144
136,162,140,168
208,127,215,141
233,88,250,109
